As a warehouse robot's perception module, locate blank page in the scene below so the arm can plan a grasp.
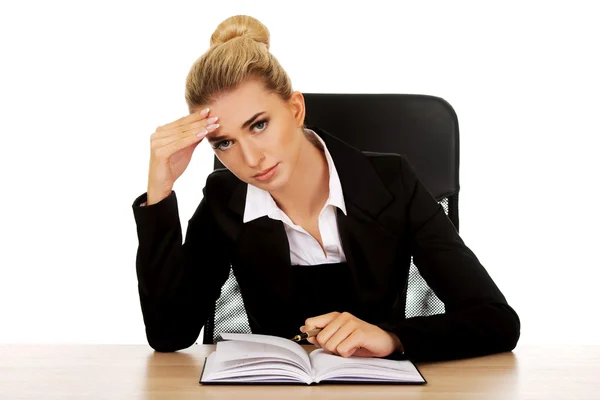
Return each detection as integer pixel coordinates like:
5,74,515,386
310,349,425,383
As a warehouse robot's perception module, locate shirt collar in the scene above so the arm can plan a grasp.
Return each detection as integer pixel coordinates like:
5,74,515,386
243,128,347,223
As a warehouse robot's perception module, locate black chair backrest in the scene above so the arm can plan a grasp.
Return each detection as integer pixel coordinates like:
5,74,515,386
204,94,460,344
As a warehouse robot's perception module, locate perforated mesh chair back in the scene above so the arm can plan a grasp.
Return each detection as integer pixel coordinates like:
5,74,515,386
203,94,460,344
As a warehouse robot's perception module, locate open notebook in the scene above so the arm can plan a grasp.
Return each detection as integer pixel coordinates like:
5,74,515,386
200,333,426,385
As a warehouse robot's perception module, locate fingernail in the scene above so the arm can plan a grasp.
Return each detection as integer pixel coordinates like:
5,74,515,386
299,326,305,333
197,128,208,137
200,108,209,115
206,123,220,131
207,116,219,124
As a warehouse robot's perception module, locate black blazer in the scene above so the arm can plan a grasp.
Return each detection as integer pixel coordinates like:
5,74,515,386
132,127,520,361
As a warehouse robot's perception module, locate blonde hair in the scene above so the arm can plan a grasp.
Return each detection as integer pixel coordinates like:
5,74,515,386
185,15,293,111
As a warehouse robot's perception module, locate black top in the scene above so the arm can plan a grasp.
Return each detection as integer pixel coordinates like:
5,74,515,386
289,262,359,329
131,127,520,362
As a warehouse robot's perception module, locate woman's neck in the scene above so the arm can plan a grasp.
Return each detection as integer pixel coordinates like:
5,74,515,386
270,131,329,222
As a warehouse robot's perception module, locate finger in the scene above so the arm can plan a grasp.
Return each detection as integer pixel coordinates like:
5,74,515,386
157,107,210,131
152,127,204,149
179,116,219,136
304,312,341,331
351,347,373,357
322,320,357,355
152,123,219,149
154,130,207,159
306,337,320,348
153,117,218,140
336,329,365,358
312,313,355,348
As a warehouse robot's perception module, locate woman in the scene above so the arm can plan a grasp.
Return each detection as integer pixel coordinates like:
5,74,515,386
132,15,520,362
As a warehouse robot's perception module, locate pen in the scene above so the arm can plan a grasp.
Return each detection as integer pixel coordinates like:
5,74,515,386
290,328,322,342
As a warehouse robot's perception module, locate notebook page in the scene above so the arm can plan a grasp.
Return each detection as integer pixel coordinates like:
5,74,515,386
220,333,311,371
214,339,310,376
310,349,424,383
216,355,304,374
201,352,309,384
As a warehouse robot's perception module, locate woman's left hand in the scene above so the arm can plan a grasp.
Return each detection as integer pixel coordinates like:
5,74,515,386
302,312,403,358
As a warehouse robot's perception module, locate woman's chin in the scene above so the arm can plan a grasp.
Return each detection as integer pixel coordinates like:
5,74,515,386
255,174,288,192
255,177,283,191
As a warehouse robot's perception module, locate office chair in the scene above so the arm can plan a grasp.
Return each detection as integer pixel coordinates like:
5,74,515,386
203,94,460,344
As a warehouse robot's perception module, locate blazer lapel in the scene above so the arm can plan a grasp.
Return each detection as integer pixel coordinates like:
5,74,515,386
314,127,401,314
227,182,293,301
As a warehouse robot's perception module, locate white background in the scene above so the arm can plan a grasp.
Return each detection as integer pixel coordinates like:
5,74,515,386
1,1,598,345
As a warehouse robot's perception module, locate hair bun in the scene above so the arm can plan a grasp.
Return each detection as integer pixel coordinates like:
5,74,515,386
210,15,270,49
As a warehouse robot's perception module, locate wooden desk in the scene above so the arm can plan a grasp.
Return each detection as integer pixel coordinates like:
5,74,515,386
0,345,598,399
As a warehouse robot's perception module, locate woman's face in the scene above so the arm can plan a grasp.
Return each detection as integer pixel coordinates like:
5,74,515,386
195,78,306,192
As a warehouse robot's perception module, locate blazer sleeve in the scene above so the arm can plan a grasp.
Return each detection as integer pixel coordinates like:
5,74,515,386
132,187,231,352
379,155,520,361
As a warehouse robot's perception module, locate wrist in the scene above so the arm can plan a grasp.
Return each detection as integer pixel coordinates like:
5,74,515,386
146,189,173,206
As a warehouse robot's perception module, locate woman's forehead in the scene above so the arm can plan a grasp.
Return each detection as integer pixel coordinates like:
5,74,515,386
208,88,285,126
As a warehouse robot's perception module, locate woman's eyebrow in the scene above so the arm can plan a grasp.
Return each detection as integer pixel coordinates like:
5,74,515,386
207,111,267,143
241,111,266,129
206,134,229,143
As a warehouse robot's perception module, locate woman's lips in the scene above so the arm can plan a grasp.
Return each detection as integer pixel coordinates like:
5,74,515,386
253,163,279,182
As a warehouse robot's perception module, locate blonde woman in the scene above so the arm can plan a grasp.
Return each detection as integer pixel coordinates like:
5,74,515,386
132,15,520,361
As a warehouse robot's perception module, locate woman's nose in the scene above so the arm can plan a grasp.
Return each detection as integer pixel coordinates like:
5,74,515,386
241,141,264,168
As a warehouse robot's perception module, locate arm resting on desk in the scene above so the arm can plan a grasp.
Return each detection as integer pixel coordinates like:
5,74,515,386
381,156,520,362
132,184,231,352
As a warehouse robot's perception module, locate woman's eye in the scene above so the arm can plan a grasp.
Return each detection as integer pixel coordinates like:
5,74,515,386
215,140,232,151
251,119,268,132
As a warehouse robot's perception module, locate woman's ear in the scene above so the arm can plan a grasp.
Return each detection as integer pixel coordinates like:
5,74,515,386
289,91,306,127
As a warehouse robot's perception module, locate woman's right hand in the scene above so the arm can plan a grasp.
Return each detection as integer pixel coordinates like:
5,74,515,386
146,108,220,205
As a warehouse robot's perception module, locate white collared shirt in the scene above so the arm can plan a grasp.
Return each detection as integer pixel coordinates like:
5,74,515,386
243,129,347,265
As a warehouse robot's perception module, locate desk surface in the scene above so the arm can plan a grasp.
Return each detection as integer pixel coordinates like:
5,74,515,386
1,344,598,399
